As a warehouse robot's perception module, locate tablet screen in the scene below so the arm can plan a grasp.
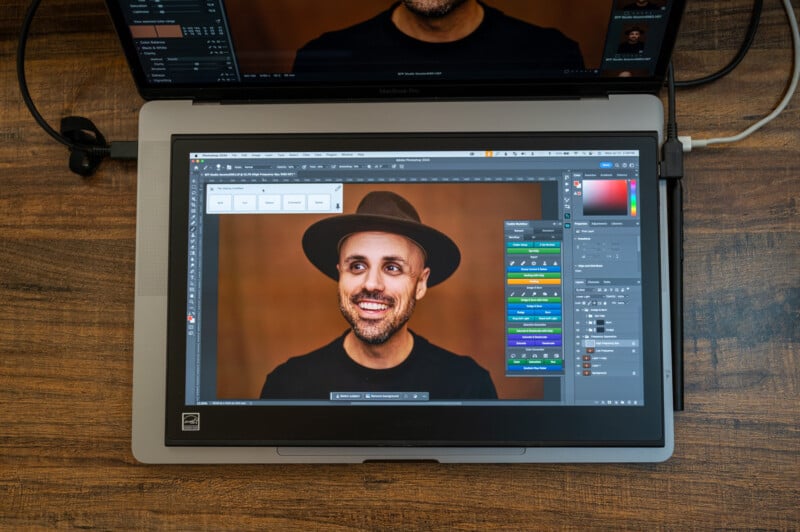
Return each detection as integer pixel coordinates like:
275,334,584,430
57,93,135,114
165,132,664,446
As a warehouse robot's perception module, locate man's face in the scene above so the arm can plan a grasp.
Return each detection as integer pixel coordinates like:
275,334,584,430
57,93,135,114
401,0,469,19
337,231,430,345
628,30,642,43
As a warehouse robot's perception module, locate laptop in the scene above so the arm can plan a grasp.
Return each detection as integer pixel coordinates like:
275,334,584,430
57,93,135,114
106,0,685,463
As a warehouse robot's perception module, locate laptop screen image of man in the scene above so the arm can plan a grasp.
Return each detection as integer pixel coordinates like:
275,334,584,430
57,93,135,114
260,190,498,401
291,0,585,75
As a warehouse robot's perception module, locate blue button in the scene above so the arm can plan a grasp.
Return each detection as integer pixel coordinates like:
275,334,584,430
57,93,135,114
600,162,613,168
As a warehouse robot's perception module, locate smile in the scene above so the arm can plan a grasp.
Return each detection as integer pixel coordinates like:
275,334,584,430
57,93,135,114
357,301,390,311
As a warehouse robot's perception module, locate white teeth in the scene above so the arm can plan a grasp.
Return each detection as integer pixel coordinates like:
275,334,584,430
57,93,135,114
359,302,388,311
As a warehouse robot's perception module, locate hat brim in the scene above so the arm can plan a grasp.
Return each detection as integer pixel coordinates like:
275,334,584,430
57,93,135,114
302,214,461,287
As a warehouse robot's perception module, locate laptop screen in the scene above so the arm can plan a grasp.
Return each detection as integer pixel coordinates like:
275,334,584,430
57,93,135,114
105,0,686,100
164,132,665,446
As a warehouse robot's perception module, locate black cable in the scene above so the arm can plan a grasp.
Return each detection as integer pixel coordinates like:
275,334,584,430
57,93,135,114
675,0,763,88
661,62,685,412
17,0,136,176
666,64,678,137
662,63,682,176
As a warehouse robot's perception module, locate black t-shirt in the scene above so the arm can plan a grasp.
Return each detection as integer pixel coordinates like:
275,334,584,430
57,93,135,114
292,2,585,77
617,41,645,54
260,331,498,400
623,2,661,10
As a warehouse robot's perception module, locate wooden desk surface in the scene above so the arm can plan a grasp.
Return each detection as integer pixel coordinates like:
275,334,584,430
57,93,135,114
1,0,797,528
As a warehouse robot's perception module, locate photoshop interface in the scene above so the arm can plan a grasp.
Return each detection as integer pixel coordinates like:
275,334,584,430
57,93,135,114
186,148,644,406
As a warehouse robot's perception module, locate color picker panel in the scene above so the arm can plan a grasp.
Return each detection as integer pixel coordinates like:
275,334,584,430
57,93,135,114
582,179,629,216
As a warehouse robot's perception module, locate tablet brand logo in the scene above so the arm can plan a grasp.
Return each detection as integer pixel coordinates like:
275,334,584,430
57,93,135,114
182,412,200,431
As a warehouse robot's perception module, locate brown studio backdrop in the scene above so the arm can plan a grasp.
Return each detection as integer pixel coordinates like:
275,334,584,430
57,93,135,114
225,0,613,73
216,182,548,400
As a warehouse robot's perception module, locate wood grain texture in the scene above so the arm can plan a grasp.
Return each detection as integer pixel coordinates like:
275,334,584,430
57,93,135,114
1,0,798,529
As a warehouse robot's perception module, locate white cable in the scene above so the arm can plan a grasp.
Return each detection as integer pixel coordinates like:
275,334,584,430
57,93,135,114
680,0,799,151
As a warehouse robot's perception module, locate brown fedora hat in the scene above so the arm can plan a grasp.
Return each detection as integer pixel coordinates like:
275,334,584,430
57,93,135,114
302,191,460,287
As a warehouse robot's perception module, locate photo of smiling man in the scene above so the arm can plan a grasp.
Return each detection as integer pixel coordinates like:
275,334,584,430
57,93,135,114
259,190,498,400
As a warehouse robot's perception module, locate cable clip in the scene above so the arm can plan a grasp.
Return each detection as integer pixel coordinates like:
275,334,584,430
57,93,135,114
60,116,109,177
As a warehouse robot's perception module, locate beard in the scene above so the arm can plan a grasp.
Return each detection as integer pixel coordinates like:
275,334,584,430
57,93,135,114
339,290,416,345
401,0,469,19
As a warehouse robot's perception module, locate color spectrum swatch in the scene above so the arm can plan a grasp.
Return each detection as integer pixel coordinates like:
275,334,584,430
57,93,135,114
582,179,629,216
